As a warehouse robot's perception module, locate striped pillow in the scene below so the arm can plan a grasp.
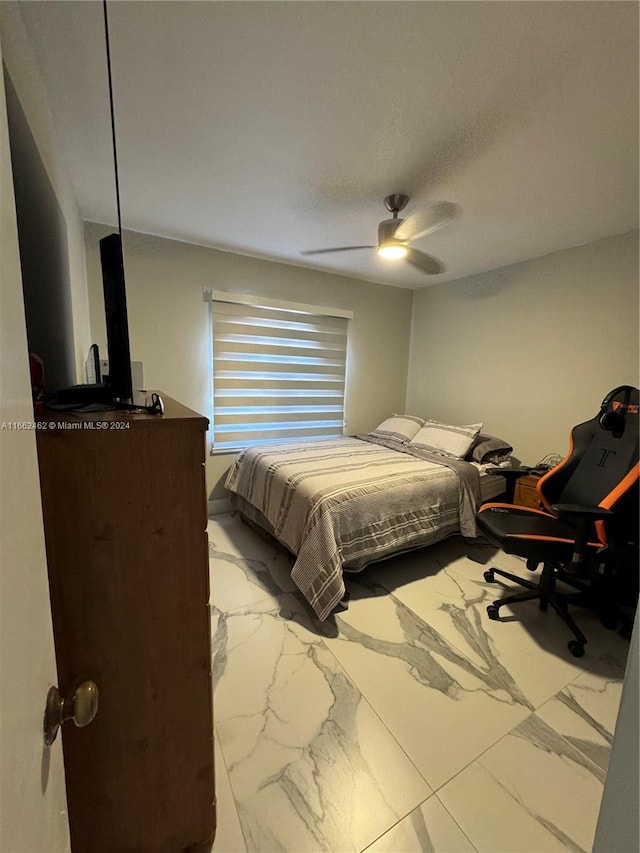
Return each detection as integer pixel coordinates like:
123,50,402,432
410,420,483,459
369,414,424,444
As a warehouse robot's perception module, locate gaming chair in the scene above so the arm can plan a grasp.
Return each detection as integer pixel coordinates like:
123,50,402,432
477,386,639,657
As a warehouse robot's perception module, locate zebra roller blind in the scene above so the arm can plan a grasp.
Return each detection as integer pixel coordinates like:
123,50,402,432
211,294,351,450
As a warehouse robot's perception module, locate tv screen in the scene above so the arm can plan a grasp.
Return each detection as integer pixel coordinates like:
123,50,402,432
100,233,133,403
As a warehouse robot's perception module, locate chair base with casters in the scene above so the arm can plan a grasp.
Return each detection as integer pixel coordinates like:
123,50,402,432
482,560,593,657
477,498,630,657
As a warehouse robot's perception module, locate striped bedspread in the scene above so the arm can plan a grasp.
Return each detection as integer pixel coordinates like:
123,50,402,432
224,437,480,620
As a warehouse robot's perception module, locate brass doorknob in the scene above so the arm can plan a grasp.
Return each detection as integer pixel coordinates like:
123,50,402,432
44,681,99,746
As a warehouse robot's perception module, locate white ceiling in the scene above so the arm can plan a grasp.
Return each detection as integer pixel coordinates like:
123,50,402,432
18,0,639,289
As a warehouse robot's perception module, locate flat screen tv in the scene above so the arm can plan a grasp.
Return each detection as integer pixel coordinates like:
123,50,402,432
99,233,133,402
56,232,133,406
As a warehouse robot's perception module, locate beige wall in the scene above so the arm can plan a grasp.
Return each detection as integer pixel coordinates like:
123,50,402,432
406,230,640,464
0,2,90,384
83,222,414,499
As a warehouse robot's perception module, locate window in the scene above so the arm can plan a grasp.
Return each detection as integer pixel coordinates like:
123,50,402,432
209,292,351,451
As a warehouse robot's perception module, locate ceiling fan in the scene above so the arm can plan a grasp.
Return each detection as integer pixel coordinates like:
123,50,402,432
301,194,458,275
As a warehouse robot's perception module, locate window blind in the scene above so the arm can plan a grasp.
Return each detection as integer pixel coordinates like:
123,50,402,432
211,296,350,450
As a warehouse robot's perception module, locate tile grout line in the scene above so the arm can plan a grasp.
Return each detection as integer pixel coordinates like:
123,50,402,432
429,702,609,853
212,723,251,853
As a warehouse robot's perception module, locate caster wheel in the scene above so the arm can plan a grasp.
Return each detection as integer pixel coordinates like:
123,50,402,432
487,604,500,621
568,640,585,658
526,559,538,572
484,570,495,583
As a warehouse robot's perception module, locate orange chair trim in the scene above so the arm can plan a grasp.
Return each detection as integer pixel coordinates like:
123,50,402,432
480,502,552,517
595,461,640,545
537,432,575,512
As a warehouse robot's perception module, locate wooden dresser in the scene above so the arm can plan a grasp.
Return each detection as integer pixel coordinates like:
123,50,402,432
36,396,215,852
514,473,543,509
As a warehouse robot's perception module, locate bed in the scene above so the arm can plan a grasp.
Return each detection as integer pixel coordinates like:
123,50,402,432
224,417,513,621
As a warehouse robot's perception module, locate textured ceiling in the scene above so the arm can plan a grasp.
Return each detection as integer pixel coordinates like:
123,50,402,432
18,0,639,289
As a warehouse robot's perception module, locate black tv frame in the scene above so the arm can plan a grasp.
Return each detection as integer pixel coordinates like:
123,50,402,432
100,233,133,402
55,233,133,407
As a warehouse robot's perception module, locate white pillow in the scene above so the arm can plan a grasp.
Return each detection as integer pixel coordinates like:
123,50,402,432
368,414,424,444
410,420,483,459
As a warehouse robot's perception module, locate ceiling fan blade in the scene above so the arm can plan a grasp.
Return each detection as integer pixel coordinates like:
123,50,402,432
405,248,445,275
301,246,375,255
395,202,459,242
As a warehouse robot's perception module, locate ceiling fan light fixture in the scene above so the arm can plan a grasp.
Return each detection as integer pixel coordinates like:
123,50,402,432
301,194,453,276
378,241,408,260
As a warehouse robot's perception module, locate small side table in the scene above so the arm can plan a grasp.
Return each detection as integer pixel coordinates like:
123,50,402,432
514,473,543,508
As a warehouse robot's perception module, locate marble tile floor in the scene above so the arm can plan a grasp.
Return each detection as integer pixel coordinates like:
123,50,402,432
207,513,631,853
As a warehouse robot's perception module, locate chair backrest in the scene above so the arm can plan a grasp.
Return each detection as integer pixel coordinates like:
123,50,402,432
537,386,639,546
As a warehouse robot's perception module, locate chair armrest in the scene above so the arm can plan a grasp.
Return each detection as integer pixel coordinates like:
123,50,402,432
551,503,614,521
550,503,613,574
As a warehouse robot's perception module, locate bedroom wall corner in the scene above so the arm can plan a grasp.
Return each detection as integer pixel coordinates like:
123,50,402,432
405,230,640,464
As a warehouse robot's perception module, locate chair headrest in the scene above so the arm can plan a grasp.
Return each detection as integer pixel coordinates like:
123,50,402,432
599,386,639,435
